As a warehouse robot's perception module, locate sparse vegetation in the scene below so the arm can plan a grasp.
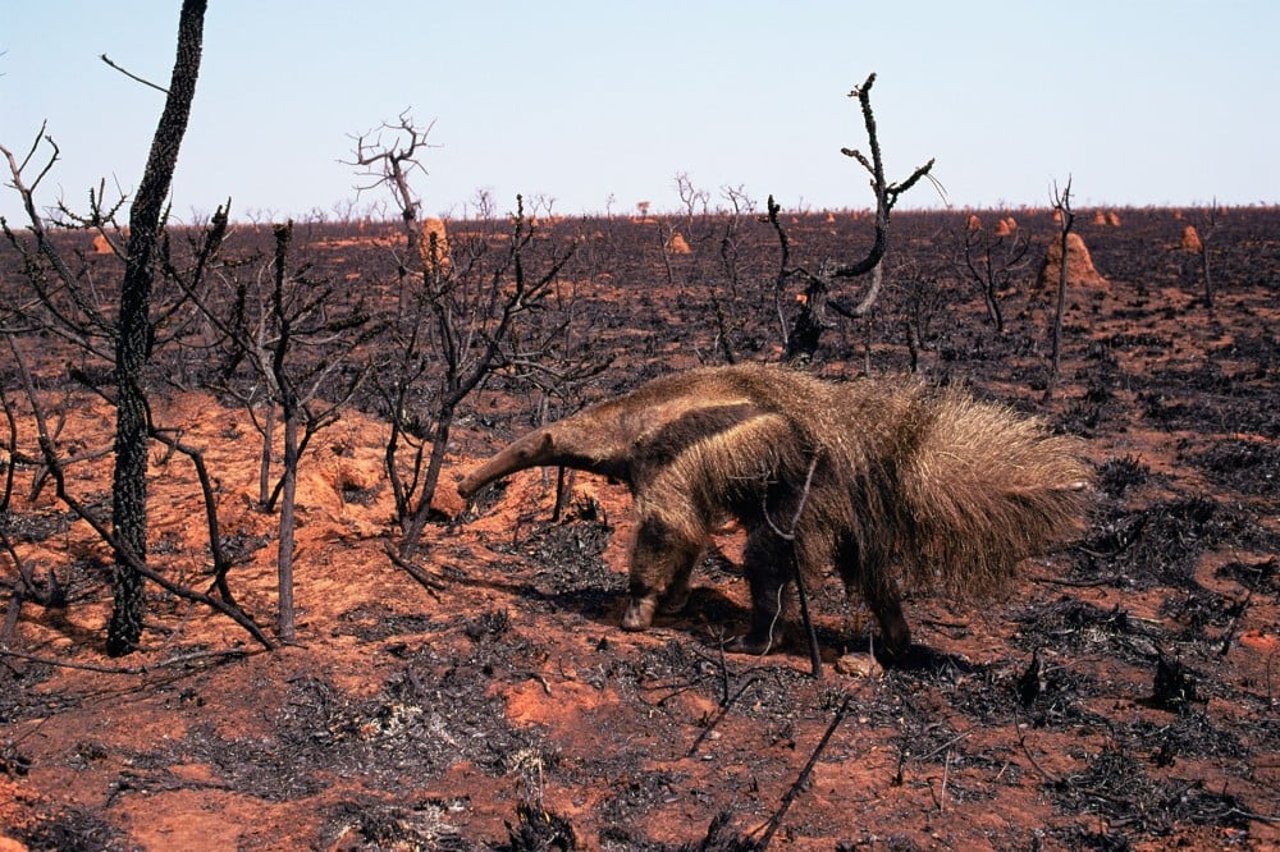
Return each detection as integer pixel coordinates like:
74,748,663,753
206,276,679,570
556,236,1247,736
2,39,1278,848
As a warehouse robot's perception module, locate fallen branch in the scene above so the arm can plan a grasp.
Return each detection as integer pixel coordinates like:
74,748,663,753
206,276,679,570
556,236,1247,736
383,542,444,599
1224,806,1280,825
916,727,973,764
0,646,252,675
756,691,854,849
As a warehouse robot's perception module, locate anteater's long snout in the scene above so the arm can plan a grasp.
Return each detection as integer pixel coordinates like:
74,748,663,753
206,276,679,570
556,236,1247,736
457,428,555,500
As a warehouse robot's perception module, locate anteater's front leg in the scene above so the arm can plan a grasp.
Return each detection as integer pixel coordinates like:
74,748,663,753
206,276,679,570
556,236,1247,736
728,523,794,654
622,513,703,631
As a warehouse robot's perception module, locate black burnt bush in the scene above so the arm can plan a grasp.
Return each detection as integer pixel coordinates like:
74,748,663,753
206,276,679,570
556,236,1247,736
1096,455,1150,498
1192,439,1280,496
1076,497,1265,589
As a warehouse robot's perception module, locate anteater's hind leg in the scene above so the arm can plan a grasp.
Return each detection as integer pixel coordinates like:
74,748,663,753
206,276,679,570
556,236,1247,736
839,540,912,660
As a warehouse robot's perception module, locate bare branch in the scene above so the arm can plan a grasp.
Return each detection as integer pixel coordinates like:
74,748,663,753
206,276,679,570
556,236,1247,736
757,692,854,847
782,73,935,361
100,53,170,94
6,335,274,651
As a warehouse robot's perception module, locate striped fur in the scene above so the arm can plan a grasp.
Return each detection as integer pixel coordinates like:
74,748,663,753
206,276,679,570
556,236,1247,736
458,363,1091,659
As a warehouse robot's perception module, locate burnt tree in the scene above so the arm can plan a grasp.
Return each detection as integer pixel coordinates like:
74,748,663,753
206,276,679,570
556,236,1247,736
777,74,935,362
107,0,208,655
1195,201,1219,317
173,219,373,641
397,197,575,560
959,216,1029,334
347,118,575,561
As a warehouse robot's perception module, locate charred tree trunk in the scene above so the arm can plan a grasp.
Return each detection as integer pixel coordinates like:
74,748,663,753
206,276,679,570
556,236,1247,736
1,384,17,513
258,399,275,507
107,0,208,656
277,412,299,641
269,223,298,642
1044,178,1074,402
1200,244,1214,315
1199,203,1218,318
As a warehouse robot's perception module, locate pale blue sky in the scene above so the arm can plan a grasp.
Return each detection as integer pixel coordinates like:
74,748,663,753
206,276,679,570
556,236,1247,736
3,1,1276,223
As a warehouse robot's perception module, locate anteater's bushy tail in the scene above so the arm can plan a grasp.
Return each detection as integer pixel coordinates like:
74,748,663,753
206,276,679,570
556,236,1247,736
896,391,1092,597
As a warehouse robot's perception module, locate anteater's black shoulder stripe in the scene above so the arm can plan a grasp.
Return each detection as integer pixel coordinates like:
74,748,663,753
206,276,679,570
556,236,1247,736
631,403,763,483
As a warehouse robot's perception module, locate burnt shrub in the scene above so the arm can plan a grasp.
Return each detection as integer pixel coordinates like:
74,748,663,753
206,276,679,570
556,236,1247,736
1191,439,1280,497
1096,455,1150,497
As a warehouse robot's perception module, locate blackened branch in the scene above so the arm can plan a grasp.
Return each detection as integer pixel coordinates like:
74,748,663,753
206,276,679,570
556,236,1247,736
757,692,854,848
100,54,170,95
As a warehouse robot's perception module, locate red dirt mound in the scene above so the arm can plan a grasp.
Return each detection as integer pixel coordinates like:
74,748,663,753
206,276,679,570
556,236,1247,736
1182,224,1204,253
1036,231,1107,290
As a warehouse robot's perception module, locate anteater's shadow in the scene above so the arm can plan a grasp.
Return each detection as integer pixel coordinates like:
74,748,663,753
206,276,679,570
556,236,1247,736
876,642,980,673
455,571,973,674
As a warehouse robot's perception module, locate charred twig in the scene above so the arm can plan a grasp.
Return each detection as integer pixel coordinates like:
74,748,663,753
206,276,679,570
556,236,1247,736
686,675,760,758
792,559,820,677
382,542,444,599
1,529,38,600
29,446,113,504
916,727,974,763
1011,710,1058,784
936,748,952,812
891,722,907,786
1,587,21,643
1218,590,1252,657
1035,575,1114,589
104,769,239,810
1223,807,1280,825
1,128,115,340
551,466,573,522
100,53,170,94
647,680,703,708
764,454,823,677
756,691,854,849
1,381,17,512
716,629,730,705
